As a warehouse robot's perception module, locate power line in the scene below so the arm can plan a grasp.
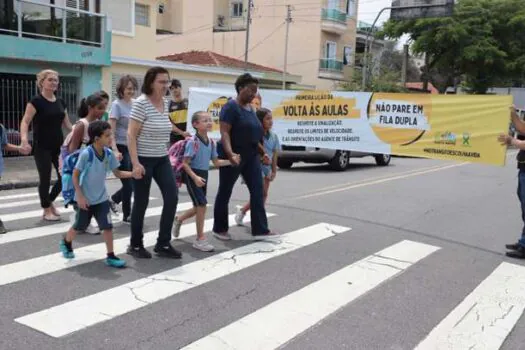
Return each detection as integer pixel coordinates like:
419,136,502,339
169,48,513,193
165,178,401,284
237,21,286,59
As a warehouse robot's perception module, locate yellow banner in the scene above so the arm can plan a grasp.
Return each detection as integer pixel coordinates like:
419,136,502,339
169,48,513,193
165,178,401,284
368,93,512,166
188,88,512,166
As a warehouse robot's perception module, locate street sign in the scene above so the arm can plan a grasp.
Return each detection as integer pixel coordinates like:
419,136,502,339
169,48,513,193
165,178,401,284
390,0,454,20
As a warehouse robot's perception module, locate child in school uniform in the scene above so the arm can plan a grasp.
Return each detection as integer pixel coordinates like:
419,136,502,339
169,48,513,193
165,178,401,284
172,111,239,252
235,108,280,225
0,124,31,233
59,120,139,267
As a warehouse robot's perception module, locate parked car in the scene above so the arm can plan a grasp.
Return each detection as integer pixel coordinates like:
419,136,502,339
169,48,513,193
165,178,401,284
277,145,391,171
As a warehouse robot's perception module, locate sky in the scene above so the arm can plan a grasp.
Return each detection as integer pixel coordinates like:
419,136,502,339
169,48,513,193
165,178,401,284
358,0,410,48
358,0,393,27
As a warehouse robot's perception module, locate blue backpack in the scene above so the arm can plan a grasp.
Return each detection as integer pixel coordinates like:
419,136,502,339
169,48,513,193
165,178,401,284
61,146,111,208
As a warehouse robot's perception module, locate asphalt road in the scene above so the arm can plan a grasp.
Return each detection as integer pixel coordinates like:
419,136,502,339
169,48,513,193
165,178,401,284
0,152,524,350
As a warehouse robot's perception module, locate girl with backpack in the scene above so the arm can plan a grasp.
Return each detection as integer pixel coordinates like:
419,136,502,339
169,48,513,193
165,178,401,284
61,93,107,162
60,93,106,233
171,111,238,252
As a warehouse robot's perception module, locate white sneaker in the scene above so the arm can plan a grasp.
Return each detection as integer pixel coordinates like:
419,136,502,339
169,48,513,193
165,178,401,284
193,239,214,252
234,206,245,226
172,219,183,238
85,224,100,235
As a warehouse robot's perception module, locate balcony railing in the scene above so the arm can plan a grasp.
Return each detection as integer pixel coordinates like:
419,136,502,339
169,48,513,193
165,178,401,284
321,8,347,24
0,0,107,47
320,59,344,72
213,14,247,32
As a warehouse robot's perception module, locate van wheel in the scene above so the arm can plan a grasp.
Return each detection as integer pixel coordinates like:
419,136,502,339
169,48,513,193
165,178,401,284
375,154,391,166
277,159,293,169
329,151,350,171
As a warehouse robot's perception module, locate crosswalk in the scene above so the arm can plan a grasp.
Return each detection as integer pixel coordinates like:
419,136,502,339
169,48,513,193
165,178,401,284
1,189,525,349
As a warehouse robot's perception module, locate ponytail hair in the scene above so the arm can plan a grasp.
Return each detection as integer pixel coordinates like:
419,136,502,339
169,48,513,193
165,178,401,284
78,93,105,119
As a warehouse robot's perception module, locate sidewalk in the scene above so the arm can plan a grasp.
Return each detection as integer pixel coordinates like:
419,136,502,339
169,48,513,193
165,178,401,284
0,156,118,190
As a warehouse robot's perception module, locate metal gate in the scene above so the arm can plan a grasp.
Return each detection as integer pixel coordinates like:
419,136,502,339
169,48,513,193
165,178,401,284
0,74,78,157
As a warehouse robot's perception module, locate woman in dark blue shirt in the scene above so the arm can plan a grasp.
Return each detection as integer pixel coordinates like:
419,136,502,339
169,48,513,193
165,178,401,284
213,74,277,239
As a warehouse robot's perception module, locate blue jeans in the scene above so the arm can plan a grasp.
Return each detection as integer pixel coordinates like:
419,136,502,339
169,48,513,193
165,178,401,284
111,144,133,218
130,156,178,248
518,170,525,246
213,152,269,236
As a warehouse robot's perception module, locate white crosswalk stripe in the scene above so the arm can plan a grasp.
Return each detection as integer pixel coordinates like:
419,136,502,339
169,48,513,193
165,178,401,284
0,207,259,287
181,240,440,350
415,262,525,350
15,223,343,337
2,188,525,349
0,203,189,245
0,196,156,222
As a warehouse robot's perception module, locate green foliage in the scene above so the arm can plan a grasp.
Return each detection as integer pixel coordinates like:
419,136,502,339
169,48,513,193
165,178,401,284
380,0,525,94
341,52,409,93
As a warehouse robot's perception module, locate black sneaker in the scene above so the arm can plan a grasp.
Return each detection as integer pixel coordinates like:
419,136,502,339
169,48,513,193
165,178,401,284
126,245,152,259
122,216,131,224
0,220,6,234
506,245,525,259
506,242,521,250
154,244,182,259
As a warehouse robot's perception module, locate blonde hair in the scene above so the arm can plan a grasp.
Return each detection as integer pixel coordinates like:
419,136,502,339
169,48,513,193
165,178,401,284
36,69,58,90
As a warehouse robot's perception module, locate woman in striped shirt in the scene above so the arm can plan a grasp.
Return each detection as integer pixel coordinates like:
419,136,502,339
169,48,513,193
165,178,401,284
127,67,181,259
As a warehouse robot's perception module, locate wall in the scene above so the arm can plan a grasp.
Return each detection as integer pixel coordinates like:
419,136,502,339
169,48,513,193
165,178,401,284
0,59,101,94
102,63,238,101
157,0,183,33
111,0,159,60
0,32,111,66
157,0,326,88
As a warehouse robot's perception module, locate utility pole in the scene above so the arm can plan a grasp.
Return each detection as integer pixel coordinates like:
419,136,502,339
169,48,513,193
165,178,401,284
362,3,453,91
401,44,409,85
282,5,292,90
244,0,253,68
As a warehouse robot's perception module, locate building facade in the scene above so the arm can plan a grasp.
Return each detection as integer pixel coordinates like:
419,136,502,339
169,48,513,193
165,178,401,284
0,0,111,135
101,0,298,101
155,0,359,90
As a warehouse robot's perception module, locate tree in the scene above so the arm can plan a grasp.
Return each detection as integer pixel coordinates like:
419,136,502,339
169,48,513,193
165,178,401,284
341,41,417,92
378,42,421,83
381,0,525,94
341,51,409,93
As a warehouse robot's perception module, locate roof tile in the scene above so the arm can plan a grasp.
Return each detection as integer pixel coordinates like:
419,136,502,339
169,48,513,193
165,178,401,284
157,50,283,74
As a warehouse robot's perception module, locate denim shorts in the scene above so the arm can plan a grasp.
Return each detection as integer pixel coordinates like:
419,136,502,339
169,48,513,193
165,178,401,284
184,169,208,207
73,200,112,231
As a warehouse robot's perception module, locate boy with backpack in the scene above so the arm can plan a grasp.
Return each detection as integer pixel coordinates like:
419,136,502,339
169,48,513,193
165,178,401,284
0,124,31,234
60,120,139,267
169,111,239,252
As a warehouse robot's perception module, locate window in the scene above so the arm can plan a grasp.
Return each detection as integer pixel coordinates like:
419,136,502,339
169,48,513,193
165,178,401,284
346,0,356,17
101,0,134,35
327,0,339,10
325,41,337,60
343,46,352,65
232,2,243,17
135,3,150,26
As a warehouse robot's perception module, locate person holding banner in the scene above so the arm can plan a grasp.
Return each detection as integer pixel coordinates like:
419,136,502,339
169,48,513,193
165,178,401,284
499,105,525,259
213,73,278,240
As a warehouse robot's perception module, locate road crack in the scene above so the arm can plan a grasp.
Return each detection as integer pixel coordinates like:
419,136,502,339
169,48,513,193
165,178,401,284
128,286,259,350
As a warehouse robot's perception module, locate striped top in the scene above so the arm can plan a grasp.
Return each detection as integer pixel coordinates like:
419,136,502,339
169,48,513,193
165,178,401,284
130,94,172,157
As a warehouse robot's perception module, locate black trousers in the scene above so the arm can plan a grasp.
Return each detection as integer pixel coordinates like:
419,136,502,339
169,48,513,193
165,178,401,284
213,152,269,236
33,148,61,209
